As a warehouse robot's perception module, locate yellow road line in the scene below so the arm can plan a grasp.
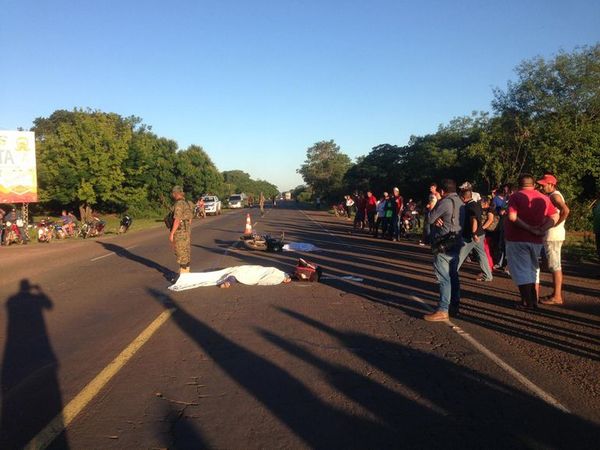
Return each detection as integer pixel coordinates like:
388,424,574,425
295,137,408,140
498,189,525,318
25,307,175,450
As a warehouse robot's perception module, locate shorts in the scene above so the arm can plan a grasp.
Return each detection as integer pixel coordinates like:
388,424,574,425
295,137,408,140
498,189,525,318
544,240,563,272
506,241,542,286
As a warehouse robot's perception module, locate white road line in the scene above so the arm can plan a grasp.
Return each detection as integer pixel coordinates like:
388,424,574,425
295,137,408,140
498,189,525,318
297,210,570,413
297,209,352,247
410,295,570,413
25,307,175,450
293,210,570,414
90,245,137,262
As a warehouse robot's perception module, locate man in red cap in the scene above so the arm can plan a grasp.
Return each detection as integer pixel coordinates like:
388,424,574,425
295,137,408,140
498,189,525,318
504,174,559,310
538,173,570,305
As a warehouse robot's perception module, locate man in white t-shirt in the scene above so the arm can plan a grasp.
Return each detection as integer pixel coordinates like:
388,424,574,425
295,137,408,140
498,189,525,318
538,174,570,305
459,181,481,202
420,182,442,245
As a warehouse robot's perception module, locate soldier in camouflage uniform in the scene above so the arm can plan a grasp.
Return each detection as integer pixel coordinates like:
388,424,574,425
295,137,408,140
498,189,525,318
169,186,194,274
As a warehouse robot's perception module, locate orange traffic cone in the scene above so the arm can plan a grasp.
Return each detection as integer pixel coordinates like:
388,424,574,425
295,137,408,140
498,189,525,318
244,213,253,235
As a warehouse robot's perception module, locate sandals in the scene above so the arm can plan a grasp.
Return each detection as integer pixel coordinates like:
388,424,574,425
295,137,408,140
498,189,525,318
540,297,564,305
539,294,564,305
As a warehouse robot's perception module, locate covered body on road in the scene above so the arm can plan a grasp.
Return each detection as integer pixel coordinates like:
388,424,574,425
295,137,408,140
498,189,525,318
168,265,290,291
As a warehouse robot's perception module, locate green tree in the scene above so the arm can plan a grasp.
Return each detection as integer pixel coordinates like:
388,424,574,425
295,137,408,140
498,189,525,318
223,170,255,195
34,109,133,212
251,179,279,199
491,44,600,200
298,140,352,200
123,126,179,212
342,144,403,194
31,108,283,217
222,170,279,199
175,145,224,200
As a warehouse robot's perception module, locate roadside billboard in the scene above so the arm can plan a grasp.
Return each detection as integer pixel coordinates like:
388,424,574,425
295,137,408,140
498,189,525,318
0,130,38,203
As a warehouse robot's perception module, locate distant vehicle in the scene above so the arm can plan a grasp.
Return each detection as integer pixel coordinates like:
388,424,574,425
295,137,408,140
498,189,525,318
203,195,222,215
228,194,247,209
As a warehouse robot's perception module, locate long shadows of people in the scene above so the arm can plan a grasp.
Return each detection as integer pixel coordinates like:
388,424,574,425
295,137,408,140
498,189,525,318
1,280,68,449
97,242,175,282
278,211,600,362
146,288,396,449
275,306,600,449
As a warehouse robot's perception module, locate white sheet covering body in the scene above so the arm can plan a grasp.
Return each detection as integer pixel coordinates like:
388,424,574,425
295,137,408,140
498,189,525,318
282,243,321,252
169,265,288,291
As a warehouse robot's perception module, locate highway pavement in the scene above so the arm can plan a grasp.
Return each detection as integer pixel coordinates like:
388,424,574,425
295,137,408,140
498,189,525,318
0,203,599,449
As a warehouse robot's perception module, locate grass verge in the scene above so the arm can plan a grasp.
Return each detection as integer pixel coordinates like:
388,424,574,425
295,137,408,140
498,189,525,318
563,231,598,263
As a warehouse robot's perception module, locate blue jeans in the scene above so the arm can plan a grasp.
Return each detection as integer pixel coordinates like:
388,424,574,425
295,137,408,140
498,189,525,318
423,219,431,244
392,215,400,239
459,237,493,281
433,246,461,312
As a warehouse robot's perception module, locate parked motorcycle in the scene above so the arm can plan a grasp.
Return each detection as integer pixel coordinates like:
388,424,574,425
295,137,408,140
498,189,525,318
194,205,206,219
332,203,347,217
81,219,106,238
400,209,419,236
61,221,79,238
37,219,54,243
118,215,133,234
54,222,68,239
2,221,24,245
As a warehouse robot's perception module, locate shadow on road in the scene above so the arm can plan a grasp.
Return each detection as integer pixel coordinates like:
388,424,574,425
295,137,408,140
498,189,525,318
274,306,600,448
159,403,210,450
147,288,392,448
146,285,600,448
265,209,600,363
1,280,68,449
97,242,175,282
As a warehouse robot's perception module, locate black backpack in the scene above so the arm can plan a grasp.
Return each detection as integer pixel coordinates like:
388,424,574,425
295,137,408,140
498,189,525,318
164,211,174,230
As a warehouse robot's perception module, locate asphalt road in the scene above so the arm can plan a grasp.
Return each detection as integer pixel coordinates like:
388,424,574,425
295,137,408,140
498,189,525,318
0,203,599,449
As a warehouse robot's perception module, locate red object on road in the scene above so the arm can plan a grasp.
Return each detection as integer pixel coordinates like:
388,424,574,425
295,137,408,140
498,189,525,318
293,258,322,282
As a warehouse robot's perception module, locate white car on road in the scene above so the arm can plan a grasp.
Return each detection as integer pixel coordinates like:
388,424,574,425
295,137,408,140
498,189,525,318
203,195,222,215
228,194,246,209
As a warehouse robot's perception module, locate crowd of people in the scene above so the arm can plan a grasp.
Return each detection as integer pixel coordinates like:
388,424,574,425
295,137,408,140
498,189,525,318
424,173,572,320
334,171,597,322
337,190,419,240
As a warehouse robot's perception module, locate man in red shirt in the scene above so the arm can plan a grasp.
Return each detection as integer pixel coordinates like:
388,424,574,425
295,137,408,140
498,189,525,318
392,187,404,241
365,190,377,233
505,174,559,310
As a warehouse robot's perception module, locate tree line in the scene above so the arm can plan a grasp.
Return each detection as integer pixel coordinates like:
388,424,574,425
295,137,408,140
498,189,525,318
31,110,279,217
298,45,600,230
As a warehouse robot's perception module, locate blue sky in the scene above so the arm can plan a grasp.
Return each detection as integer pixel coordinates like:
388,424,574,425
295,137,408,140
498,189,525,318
1,0,599,191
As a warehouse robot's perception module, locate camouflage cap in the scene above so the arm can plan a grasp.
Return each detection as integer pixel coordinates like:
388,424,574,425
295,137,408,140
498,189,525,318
172,185,184,193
